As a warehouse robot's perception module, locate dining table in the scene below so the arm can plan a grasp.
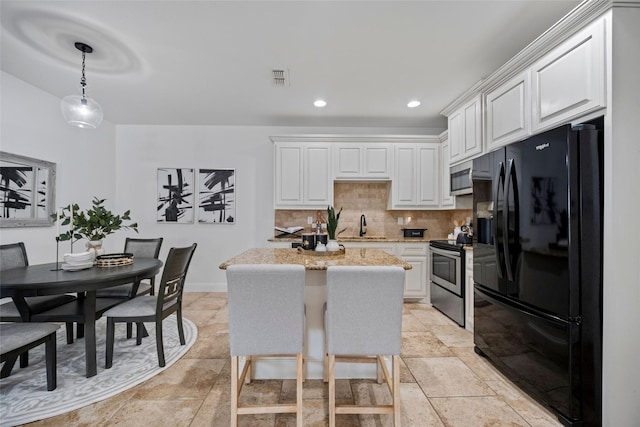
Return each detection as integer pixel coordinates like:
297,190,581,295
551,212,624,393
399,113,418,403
0,258,163,377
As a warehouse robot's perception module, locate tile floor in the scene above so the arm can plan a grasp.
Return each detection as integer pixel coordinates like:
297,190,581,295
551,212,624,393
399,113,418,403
23,293,563,427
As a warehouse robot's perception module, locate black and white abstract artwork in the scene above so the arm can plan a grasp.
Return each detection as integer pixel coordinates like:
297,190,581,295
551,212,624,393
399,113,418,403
198,169,235,224
0,152,56,228
157,168,194,223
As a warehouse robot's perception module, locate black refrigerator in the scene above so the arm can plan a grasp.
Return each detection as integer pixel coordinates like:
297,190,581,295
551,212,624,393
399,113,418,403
472,118,603,427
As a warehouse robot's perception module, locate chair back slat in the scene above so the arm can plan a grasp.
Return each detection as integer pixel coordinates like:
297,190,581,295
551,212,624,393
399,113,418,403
0,242,28,271
156,244,197,312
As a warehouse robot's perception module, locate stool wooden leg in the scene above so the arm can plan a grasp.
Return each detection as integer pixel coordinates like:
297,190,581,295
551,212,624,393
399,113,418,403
392,355,400,427
296,353,303,427
328,354,336,427
230,356,239,427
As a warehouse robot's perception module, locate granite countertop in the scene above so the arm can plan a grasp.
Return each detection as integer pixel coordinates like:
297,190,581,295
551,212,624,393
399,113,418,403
219,247,412,271
268,236,432,243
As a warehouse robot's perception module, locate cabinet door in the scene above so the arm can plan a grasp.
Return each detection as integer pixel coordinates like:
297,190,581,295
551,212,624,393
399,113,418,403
417,145,439,207
303,145,332,205
462,98,483,159
465,251,474,332
486,71,531,151
333,145,361,178
402,255,428,299
448,111,463,164
531,18,605,131
392,145,417,206
440,140,455,208
362,145,391,179
274,144,303,206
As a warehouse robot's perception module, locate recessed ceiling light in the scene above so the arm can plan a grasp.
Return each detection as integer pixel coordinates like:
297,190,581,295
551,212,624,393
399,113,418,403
314,99,327,107
407,100,421,108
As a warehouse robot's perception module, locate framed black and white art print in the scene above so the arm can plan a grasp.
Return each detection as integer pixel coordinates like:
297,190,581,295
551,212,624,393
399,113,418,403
0,151,56,228
198,169,235,224
157,168,194,223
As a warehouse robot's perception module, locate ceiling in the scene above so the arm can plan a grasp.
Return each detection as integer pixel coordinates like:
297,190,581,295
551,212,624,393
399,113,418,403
1,1,581,130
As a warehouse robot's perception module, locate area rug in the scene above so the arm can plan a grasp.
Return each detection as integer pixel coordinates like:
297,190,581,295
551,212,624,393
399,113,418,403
0,315,197,426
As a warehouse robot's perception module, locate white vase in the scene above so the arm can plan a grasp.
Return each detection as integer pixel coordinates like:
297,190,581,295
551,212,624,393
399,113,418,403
326,240,340,252
86,239,105,259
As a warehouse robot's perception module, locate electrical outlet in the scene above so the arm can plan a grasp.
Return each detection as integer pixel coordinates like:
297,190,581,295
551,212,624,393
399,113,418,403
397,217,403,225
307,216,313,225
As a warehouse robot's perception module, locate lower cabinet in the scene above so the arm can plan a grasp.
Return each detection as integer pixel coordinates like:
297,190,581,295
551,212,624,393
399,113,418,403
465,250,474,332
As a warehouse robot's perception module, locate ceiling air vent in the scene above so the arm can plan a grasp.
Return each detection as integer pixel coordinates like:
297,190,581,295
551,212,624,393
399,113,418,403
272,68,290,87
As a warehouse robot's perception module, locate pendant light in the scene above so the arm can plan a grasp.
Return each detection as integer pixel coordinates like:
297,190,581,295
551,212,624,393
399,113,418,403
60,42,103,129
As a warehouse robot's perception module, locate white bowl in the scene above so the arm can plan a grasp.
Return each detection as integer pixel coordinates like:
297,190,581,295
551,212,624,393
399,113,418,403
63,251,93,263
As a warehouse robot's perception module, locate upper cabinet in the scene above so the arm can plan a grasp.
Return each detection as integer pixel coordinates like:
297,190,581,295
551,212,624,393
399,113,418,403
391,143,440,209
333,143,392,180
439,134,456,208
531,18,606,131
448,95,483,165
485,70,531,151
273,140,332,209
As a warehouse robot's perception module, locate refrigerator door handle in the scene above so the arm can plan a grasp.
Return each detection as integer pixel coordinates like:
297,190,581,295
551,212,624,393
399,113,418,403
503,158,520,282
493,161,505,279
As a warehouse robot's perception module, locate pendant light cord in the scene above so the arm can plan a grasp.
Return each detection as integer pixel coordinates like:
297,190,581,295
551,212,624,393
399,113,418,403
80,50,87,100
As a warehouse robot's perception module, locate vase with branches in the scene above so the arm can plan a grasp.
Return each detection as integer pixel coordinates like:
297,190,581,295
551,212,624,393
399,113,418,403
54,197,138,255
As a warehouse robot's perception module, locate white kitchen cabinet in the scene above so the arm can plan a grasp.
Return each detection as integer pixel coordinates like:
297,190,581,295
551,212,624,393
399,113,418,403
338,242,428,300
486,70,531,151
398,243,429,300
448,95,483,165
531,18,605,132
439,135,455,208
273,141,332,209
333,144,392,180
464,250,474,332
391,143,439,209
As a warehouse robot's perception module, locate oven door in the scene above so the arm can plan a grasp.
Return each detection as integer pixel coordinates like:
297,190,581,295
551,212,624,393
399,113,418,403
430,246,462,296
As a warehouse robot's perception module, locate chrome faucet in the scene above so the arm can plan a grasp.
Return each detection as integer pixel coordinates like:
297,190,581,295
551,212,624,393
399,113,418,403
359,214,367,237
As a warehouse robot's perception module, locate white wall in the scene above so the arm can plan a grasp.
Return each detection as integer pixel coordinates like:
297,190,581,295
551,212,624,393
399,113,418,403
115,124,436,291
0,71,116,263
601,7,640,426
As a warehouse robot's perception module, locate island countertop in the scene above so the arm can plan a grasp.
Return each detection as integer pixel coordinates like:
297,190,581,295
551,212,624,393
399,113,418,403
219,247,412,271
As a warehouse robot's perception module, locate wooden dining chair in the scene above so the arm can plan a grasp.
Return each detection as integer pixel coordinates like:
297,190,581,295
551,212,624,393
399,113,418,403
0,242,76,373
225,264,306,427
95,237,163,298
324,266,405,427
104,244,197,368
0,323,60,391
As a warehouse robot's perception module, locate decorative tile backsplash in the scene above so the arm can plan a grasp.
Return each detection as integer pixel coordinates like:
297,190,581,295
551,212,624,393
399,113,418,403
275,182,472,240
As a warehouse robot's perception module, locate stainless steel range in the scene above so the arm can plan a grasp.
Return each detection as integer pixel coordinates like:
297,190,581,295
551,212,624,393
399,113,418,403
429,240,468,327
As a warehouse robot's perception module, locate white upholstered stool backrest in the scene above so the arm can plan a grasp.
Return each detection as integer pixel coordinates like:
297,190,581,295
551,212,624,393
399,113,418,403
226,264,305,357
326,265,405,356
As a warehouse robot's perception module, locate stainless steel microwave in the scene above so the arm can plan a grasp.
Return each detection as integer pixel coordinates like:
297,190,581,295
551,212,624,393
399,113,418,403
450,160,473,195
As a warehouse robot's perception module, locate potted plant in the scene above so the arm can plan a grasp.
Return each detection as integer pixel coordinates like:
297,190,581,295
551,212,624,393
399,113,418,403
55,197,138,256
326,205,346,251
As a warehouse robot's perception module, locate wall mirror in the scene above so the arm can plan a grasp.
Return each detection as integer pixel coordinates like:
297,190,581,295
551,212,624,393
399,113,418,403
0,151,56,228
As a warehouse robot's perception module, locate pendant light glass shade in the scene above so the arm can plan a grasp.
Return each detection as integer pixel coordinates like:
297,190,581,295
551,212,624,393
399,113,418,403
61,42,103,129
60,94,103,129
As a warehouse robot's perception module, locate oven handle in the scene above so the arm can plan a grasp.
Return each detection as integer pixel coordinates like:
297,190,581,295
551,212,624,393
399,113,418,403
429,246,461,259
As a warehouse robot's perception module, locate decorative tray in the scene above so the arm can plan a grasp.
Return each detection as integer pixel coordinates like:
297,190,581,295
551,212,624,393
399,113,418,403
297,246,345,257
96,253,134,267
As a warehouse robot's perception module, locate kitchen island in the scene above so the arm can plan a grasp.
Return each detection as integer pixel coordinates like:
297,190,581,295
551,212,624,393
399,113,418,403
219,247,411,380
